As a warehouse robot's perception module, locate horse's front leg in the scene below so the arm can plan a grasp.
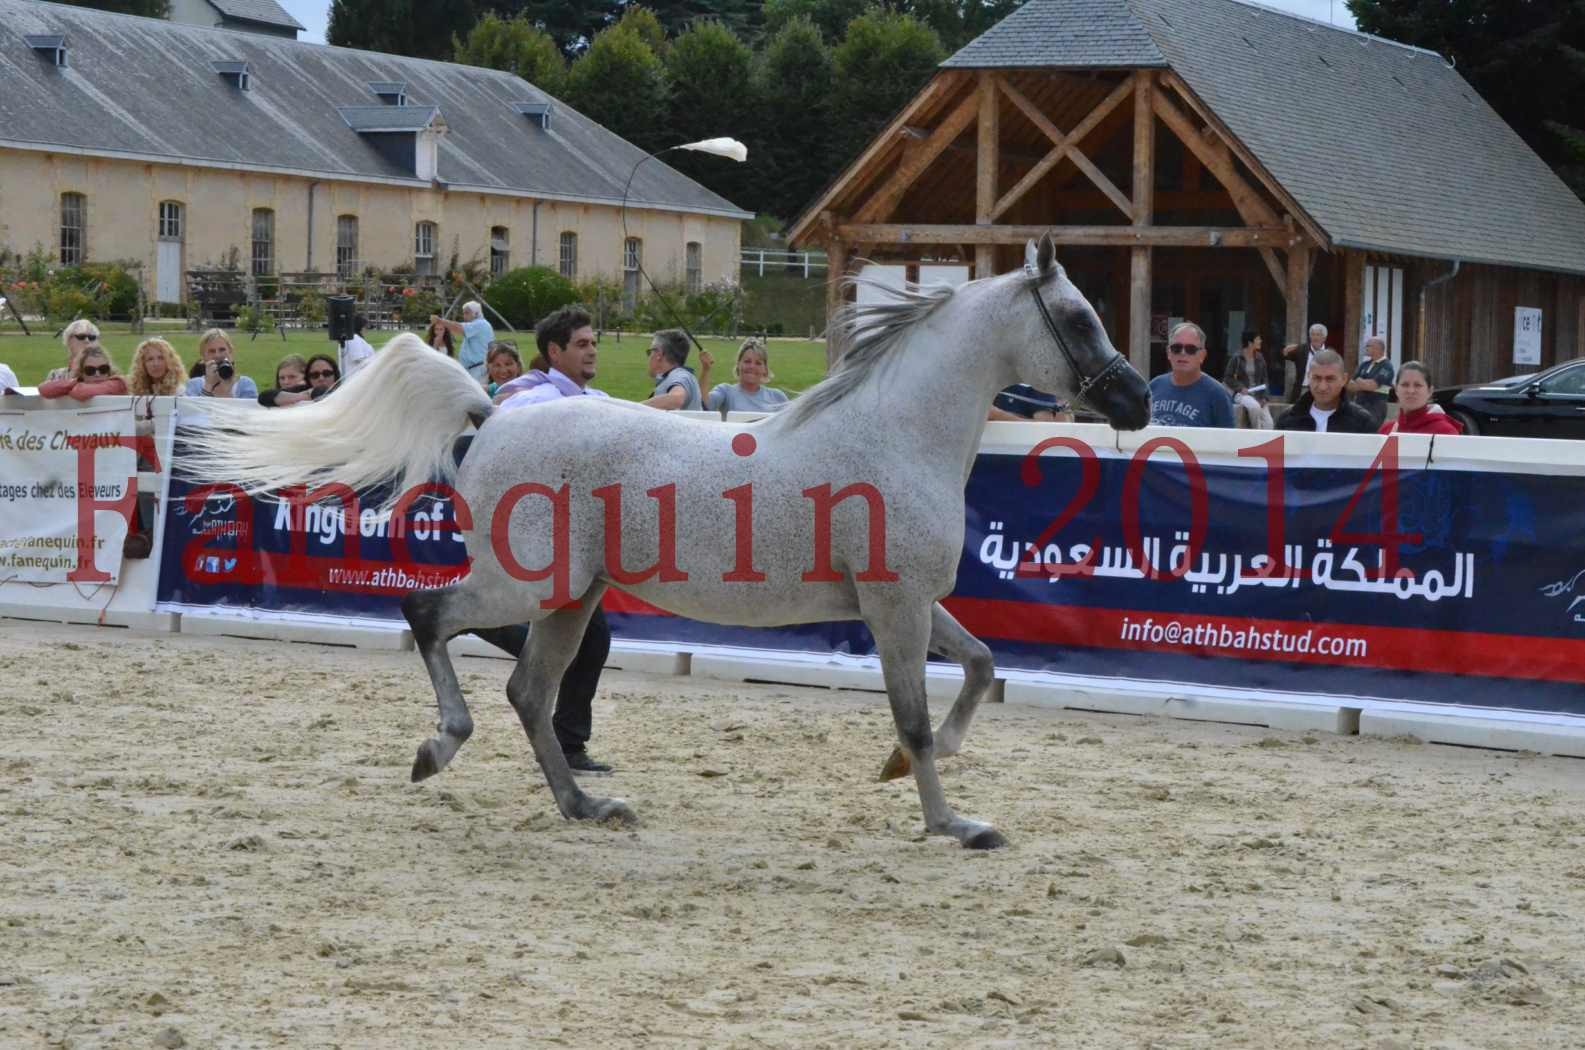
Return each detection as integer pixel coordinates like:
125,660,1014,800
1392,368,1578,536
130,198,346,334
866,599,1006,850
879,602,995,782
507,584,635,826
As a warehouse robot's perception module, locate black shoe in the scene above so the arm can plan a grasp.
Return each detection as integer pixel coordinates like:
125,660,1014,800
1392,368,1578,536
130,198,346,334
564,750,613,774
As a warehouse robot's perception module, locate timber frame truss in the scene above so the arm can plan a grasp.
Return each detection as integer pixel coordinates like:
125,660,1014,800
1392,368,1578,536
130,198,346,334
792,68,1331,370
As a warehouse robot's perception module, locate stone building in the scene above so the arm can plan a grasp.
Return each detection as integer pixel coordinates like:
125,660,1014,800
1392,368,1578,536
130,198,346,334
0,0,750,306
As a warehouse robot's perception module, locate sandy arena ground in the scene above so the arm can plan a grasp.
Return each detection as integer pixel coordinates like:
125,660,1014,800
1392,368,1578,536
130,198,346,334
1,618,1582,1049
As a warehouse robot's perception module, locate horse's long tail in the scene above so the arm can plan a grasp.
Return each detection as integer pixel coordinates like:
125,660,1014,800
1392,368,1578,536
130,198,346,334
180,332,493,508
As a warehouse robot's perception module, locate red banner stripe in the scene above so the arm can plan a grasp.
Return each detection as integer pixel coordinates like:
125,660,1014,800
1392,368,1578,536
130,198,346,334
942,597,1585,685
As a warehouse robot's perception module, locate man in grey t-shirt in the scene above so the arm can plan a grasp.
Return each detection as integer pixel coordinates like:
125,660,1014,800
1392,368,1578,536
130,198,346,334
642,329,711,411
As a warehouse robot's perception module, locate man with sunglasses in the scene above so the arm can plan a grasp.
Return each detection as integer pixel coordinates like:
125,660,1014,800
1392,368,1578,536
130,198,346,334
1149,322,1234,428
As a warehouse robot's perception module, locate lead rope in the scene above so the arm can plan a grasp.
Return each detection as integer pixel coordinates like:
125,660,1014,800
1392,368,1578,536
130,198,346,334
1028,280,1130,409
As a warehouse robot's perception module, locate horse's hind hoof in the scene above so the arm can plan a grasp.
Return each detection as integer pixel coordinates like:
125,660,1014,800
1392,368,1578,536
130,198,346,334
410,742,440,783
878,747,911,782
964,827,1008,850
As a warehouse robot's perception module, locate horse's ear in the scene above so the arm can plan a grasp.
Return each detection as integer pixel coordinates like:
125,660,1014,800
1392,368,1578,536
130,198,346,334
1037,232,1056,274
1023,239,1039,273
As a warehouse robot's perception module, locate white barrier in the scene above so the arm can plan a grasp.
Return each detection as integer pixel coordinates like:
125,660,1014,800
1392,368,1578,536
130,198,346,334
0,394,177,631
4,398,1584,759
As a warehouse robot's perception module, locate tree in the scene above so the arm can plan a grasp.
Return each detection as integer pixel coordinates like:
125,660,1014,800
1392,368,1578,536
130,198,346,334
453,12,568,97
664,20,757,206
762,0,870,42
1347,0,1585,201
54,0,170,14
753,15,836,220
829,10,945,175
497,0,622,56
613,4,670,54
563,23,671,153
328,0,481,61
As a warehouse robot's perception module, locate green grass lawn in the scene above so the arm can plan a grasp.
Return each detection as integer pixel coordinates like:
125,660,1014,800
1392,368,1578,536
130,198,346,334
0,322,831,402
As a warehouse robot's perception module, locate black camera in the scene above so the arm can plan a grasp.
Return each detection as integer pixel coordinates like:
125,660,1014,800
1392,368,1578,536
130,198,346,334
217,360,235,381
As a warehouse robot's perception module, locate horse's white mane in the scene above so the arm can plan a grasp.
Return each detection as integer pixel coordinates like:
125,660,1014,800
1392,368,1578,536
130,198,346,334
779,273,960,427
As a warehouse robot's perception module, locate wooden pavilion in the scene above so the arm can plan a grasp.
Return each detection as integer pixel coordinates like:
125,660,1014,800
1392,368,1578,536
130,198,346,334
790,0,1585,389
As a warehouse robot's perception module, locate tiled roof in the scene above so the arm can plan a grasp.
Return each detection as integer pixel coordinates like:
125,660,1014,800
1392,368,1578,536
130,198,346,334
940,0,1585,275
205,0,304,32
943,0,1166,69
0,0,751,219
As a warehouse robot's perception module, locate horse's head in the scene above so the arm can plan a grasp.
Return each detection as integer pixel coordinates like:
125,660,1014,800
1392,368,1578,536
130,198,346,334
1016,235,1150,431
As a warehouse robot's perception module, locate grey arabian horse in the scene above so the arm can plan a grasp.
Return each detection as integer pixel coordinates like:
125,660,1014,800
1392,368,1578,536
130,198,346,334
184,236,1150,849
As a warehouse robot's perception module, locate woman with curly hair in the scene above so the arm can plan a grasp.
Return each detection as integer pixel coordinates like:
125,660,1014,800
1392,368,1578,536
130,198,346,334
127,338,186,396
423,316,455,357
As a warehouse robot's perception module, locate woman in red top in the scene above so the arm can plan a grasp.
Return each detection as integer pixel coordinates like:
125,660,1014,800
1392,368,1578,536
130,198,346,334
1380,361,1463,436
37,346,128,400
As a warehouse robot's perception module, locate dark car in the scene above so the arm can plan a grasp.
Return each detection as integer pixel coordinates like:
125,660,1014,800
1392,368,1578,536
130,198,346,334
1431,357,1585,438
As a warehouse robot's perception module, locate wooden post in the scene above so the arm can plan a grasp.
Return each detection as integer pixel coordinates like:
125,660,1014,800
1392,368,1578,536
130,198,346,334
824,237,848,370
1129,71,1155,376
1342,250,1364,366
976,71,999,278
1285,237,1313,392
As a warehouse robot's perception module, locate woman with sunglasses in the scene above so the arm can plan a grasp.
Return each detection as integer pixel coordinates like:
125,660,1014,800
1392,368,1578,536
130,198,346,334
46,320,102,382
258,353,328,408
304,354,340,395
38,345,127,400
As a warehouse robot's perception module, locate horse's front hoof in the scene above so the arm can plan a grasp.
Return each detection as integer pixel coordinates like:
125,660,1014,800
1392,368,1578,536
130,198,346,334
878,747,911,782
587,797,638,828
410,742,440,783
964,827,1008,850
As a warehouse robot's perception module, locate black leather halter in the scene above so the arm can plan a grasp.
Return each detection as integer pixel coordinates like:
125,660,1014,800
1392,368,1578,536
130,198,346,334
1028,277,1131,410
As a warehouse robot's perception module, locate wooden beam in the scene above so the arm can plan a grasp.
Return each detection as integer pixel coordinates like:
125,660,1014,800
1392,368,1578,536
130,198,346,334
835,223,1298,247
1151,87,1288,292
1285,239,1313,377
823,235,849,370
992,75,1135,221
976,71,999,277
1130,71,1154,377
1342,249,1364,365
789,71,965,246
854,87,980,224
1159,71,1329,249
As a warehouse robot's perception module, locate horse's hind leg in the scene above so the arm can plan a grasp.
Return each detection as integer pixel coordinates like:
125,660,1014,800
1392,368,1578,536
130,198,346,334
402,582,526,782
866,599,1005,850
880,602,996,782
506,582,634,826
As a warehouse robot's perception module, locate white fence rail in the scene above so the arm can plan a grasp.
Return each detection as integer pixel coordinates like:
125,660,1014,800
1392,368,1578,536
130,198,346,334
739,249,827,278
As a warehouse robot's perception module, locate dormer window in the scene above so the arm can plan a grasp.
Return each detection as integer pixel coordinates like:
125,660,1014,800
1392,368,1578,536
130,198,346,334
211,60,251,91
25,34,67,68
337,105,447,181
511,101,553,131
369,81,407,106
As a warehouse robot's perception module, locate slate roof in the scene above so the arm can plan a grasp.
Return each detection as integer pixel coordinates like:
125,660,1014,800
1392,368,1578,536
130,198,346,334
0,0,751,220
942,0,1166,69
942,0,1585,276
205,0,304,33
336,105,443,132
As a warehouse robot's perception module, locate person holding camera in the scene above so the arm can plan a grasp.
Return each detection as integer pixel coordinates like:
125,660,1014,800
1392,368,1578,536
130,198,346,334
183,328,258,399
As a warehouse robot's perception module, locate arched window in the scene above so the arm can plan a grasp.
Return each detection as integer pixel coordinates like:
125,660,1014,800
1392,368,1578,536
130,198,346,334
623,237,641,311
336,215,359,279
685,241,702,295
251,208,275,276
490,226,510,277
415,221,437,276
558,231,577,280
59,192,86,265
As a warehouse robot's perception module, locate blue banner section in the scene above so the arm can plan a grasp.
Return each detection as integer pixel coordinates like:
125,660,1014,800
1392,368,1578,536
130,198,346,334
156,433,1585,716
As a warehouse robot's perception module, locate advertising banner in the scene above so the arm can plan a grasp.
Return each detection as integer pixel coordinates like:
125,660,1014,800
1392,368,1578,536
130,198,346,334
0,404,136,583
156,427,1585,718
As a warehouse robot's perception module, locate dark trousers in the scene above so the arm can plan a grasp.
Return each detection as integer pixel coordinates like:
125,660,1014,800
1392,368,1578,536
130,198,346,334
453,432,609,754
